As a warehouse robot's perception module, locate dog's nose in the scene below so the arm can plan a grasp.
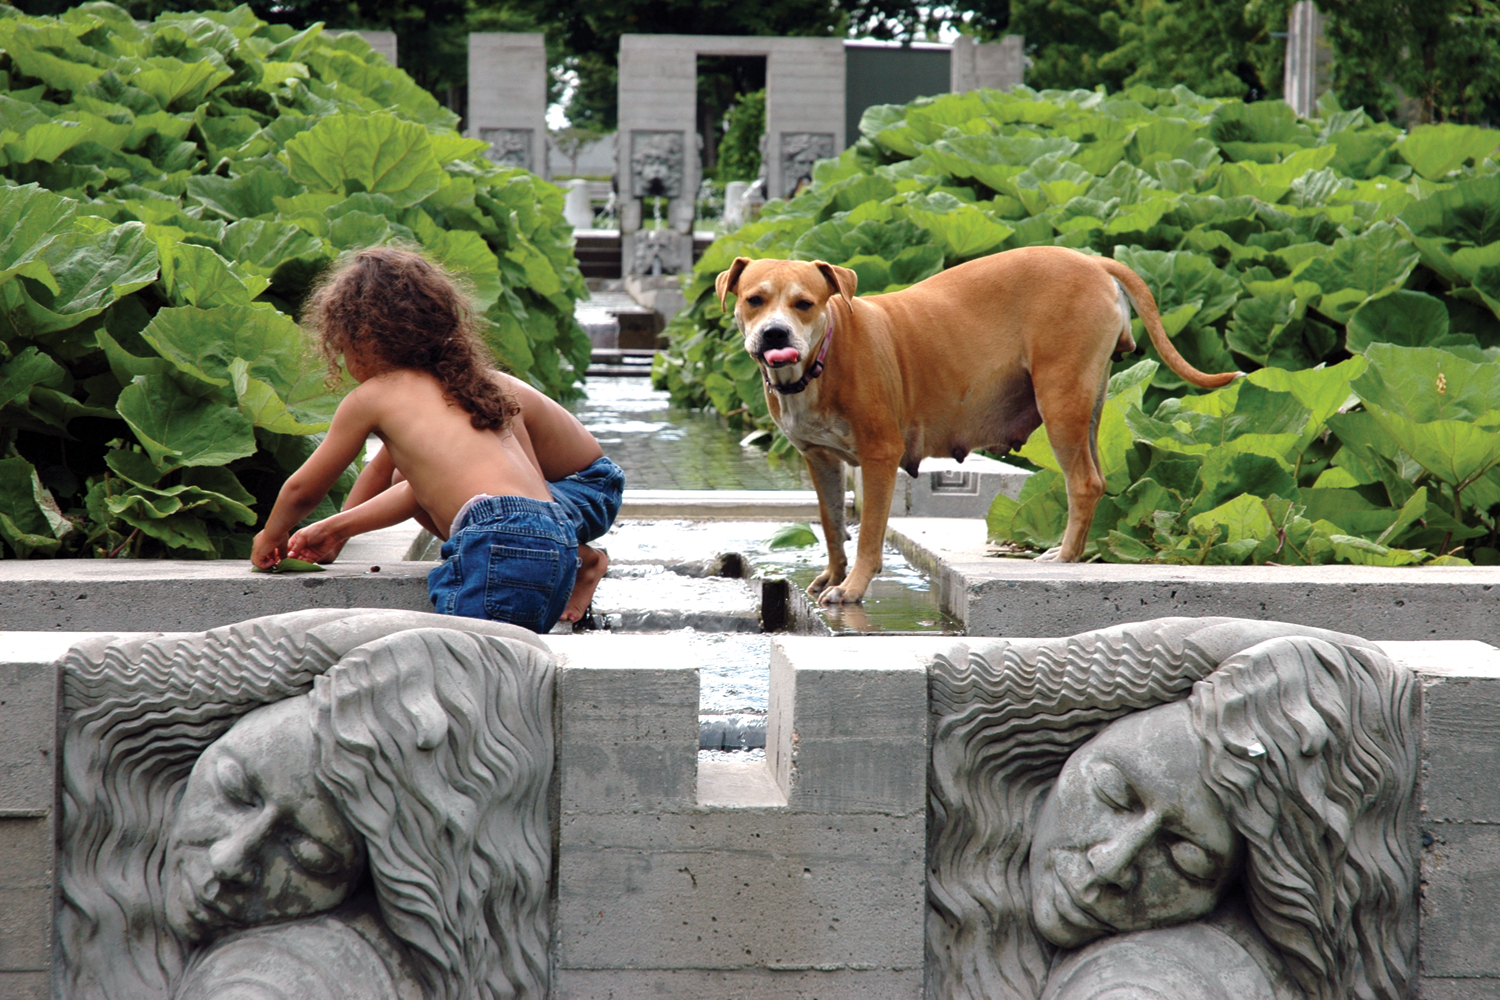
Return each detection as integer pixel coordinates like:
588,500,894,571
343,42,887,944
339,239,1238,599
759,325,792,351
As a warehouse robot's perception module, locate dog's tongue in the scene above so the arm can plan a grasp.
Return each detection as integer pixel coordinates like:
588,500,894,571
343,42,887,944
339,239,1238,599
763,347,801,365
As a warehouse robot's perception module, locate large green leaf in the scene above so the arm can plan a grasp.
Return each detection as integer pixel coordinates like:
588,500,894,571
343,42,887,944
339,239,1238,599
0,183,76,290
186,170,307,220
138,303,320,397
284,112,443,207
116,374,257,469
1398,175,1500,245
1113,246,1240,326
0,346,67,411
156,240,266,307
19,221,159,333
1398,123,1500,181
1295,222,1419,324
0,456,63,557
1346,291,1474,354
1353,343,1500,424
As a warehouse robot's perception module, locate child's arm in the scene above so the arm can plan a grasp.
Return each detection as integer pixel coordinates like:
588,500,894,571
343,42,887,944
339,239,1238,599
286,480,423,563
250,389,375,568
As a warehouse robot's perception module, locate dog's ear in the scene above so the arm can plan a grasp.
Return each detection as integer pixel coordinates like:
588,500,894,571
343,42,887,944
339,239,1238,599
716,257,752,311
814,261,858,307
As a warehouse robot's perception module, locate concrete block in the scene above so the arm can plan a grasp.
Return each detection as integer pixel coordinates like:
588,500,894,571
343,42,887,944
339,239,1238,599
852,455,1031,519
769,637,957,814
0,820,52,889
887,516,1500,643
0,887,49,973
554,967,926,999
0,656,57,817
1419,675,1500,823
0,561,435,632
549,634,700,813
0,972,49,999
556,812,924,971
951,35,1026,92
1420,978,1500,1000
1420,821,1500,978
698,758,784,807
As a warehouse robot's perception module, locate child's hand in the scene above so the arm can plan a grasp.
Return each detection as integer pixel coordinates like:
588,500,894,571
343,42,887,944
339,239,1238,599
287,519,346,564
250,529,287,569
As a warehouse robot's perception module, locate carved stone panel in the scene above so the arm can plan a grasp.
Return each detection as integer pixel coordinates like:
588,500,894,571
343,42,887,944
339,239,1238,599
927,617,1418,1000
780,132,834,196
623,229,693,277
482,126,534,171
630,130,686,200
57,610,555,1000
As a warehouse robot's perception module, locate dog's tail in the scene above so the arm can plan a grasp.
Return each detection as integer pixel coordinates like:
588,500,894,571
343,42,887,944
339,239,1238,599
1099,257,1242,390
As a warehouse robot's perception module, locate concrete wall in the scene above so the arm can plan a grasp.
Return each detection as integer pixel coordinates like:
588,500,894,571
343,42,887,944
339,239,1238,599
5,624,1499,997
616,33,847,230
469,32,550,177
950,35,1026,93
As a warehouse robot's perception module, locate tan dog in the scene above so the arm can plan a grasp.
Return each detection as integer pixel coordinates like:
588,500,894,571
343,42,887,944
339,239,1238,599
716,245,1239,604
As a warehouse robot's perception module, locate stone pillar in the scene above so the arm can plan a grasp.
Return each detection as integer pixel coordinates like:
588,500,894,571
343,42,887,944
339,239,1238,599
468,32,549,178
950,35,1025,93
355,30,397,67
764,39,846,199
1283,1,1328,118
617,35,696,237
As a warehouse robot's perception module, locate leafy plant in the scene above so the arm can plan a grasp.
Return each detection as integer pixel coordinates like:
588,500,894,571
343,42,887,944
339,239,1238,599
658,83,1500,563
0,3,589,559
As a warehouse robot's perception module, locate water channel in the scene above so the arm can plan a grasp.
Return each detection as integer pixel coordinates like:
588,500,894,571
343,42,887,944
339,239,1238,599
566,376,959,743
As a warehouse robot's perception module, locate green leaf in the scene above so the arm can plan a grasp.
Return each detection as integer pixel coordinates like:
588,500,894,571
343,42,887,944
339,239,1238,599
1113,245,1241,326
1353,343,1500,424
284,112,443,207
0,346,67,411
131,55,233,111
0,183,76,290
1329,534,1425,566
19,221,159,333
0,456,65,556
768,522,818,549
1398,123,1500,180
1346,291,1474,354
186,170,306,220
253,556,326,572
228,357,329,434
1187,493,1274,545
1398,175,1500,245
156,240,264,307
116,374,257,469
218,219,327,277
1363,404,1500,489
1295,222,1419,324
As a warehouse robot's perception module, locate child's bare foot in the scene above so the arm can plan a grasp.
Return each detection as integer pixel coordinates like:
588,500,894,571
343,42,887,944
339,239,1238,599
560,545,608,622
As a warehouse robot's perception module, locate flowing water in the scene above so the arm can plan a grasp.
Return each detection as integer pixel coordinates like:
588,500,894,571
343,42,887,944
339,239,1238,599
568,375,959,733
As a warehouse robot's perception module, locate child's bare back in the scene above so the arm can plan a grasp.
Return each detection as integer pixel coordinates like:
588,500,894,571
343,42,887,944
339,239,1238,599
250,246,624,633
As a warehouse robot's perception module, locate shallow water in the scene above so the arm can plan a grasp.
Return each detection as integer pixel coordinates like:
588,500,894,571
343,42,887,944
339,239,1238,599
568,377,810,491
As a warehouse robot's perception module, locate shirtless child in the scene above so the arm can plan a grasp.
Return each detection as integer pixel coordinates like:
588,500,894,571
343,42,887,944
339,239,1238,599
249,247,623,633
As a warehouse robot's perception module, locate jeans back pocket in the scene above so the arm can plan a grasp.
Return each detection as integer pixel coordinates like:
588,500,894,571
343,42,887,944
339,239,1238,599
484,543,563,630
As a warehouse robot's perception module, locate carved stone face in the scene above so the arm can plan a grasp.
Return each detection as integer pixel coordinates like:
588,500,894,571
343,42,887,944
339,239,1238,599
164,697,366,942
1028,700,1243,948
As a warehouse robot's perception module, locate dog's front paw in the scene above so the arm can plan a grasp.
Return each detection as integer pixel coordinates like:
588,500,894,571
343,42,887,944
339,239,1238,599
807,569,845,597
817,584,865,605
1034,546,1063,563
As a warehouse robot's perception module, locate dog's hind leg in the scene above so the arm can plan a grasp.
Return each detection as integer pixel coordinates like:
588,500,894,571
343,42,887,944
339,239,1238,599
1033,374,1108,563
804,448,849,597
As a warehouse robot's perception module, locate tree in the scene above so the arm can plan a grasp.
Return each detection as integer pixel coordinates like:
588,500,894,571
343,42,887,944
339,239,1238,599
1317,0,1500,123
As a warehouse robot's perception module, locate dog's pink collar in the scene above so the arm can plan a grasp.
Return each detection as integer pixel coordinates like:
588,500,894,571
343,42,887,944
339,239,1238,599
765,314,832,396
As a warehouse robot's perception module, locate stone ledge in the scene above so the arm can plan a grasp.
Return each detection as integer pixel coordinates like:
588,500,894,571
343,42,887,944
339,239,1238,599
888,517,1500,643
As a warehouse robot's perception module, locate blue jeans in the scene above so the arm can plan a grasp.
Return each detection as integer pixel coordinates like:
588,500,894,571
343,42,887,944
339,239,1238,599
427,496,579,633
547,456,625,545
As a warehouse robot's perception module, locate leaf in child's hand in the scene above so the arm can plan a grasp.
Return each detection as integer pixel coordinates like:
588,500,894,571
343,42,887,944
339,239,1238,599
769,523,819,549
252,557,326,573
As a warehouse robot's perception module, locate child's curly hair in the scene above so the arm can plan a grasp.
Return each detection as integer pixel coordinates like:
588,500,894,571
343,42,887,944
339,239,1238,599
304,246,517,431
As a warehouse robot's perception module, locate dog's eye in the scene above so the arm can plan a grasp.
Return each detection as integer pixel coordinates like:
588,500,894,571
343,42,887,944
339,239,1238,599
794,300,814,311
746,295,764,308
